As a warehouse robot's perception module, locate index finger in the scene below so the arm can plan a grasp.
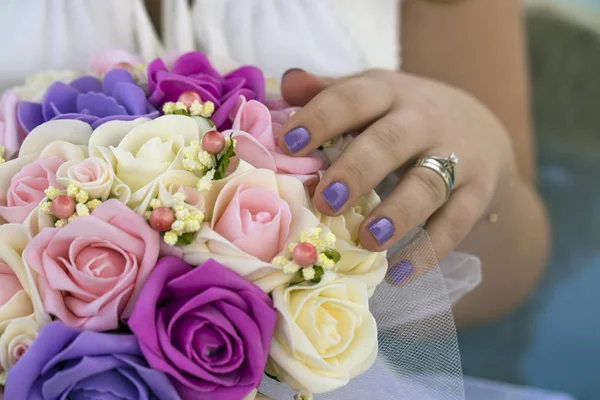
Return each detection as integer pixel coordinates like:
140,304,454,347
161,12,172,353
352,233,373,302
278,75,394,157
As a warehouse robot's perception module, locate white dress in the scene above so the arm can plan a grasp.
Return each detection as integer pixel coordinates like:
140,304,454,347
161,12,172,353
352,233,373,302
161,0,400,78
0,0,163,92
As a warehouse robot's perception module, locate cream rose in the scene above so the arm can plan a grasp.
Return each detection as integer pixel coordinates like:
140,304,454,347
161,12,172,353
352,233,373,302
55,157,116,200
11,70,79,102
89,115,213,192
183,168,318,293
267,272,378,394
321,190,387,293
321,134,353,166
0,224,48,383
0,120,94,236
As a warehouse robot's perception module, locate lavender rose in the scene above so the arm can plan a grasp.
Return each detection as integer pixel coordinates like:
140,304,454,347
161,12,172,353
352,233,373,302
4,321,179,400
147,51,265,130
17,69,158,133
129,257,277,400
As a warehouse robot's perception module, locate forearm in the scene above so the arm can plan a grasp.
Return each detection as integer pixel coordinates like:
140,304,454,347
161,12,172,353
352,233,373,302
452,172,550,327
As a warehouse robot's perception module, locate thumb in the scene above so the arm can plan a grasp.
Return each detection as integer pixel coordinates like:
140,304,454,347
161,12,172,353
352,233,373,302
281,69,335,106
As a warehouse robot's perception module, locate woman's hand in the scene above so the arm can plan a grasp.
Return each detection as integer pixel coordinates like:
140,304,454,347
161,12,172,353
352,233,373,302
278,69,515,260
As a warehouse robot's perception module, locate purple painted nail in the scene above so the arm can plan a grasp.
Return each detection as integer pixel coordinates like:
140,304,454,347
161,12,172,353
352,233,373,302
368,217,394,245
389,261,413,284
322,181,349,212
283,127,310,153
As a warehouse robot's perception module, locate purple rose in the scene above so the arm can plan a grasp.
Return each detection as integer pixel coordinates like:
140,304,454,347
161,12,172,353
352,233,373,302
129,257,277,400
4,321,179,400
147,52,265,130
17,69,159,133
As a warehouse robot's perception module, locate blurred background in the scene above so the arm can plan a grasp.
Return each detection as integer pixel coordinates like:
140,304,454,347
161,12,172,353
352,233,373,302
459,1,600,399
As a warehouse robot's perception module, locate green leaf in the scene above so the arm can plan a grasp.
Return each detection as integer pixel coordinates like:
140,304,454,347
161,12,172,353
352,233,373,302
213,134,236,180
175,232,196,246
324,249,341,263
311,266,325,283
173,109,189,116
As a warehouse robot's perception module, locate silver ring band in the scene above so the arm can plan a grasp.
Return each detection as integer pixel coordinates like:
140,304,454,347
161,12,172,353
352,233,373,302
409,153,458,202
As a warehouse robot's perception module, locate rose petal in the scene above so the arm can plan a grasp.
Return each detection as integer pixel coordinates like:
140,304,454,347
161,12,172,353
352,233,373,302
102,69,136,97
69,76,103,94
112,82,149,115
76,92,128,117
17,101,45,133
170,52,219,79
42,82,79,120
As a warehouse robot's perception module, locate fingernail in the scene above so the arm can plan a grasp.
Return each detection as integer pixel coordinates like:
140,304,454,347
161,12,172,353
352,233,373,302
322,181,349,212
389,261,413,284
282,68,305,80
368,217,394,245
283,127,310,153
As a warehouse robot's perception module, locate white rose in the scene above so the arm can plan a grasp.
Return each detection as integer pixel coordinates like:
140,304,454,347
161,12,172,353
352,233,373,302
321,190,387,293
0,224,48,382
0,316,38,377
322,134,353,166
0,120,93,237
56,157,117,200
11,70,80,102
267,272,378,394
89,115,213,192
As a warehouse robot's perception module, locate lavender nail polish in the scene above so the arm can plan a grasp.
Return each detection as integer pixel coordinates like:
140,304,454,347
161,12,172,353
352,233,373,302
322,181,349,212
389,261,413,284
283,127,310,153
368,217,394,245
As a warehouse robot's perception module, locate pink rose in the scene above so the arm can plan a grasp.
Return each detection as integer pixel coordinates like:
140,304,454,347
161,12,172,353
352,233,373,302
23,200,161,331
88,49,144,76
213,186,292,262
0,92,27,159
0,156,65,224
228,96,322,185
0,261,21,309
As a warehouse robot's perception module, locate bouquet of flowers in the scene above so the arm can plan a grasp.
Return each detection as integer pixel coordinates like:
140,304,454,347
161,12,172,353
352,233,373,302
0,50,391,400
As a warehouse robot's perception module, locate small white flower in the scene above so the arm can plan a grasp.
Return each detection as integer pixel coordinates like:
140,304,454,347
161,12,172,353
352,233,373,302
302,266,316,280
175,101,188,112
184,219,200,233
196,169,215,192
315,253,335,270
44,187,60,200
86,199,102,211
66,184,80,197
75,190,89,204
162,102,176,114
149,198,162,209
271,256,289,268
38,202,51,214
176,208,190,221
172,192,185,204
171,220,185,233
164,231,178,246
200,101,215,118
189,101,204,116
283,262,301,275
55,219,67,228
197,150,216,170
76,203,90,216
